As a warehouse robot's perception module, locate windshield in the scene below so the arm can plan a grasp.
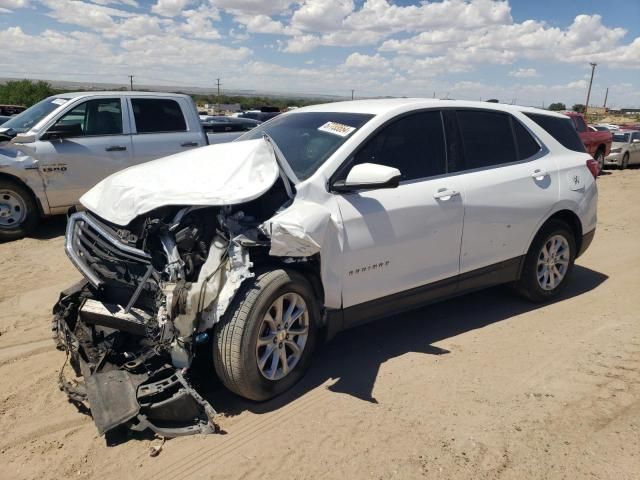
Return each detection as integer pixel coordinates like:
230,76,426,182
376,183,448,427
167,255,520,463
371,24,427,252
237,112,374,180
1,97,69,134
613,132,630,143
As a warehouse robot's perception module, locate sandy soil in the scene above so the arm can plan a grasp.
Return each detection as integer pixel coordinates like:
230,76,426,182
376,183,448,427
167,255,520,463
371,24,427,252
0,169,639,480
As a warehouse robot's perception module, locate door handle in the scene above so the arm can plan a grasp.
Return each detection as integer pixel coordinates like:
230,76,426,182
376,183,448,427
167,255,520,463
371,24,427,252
105,145,127,152
433,188,460,200
181,141,199,147
531,169,549,180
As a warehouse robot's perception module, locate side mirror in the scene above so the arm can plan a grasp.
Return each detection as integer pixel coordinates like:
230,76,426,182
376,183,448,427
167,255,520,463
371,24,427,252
41,122,82,140
332,163,401,192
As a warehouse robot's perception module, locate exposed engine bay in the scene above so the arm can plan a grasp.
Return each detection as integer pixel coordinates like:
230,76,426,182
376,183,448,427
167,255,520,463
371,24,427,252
52,181,301,437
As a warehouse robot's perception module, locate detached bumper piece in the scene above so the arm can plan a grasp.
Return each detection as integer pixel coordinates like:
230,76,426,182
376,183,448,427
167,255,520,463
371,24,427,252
52,282,218,438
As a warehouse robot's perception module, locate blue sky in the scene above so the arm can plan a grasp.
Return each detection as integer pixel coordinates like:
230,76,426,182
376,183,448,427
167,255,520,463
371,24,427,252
1,0,639,106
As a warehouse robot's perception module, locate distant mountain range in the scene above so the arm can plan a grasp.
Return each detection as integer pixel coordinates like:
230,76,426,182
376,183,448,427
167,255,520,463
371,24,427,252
0,76,347,100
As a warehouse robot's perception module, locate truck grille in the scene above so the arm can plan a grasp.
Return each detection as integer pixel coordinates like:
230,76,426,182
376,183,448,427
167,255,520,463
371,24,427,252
65,212,151,288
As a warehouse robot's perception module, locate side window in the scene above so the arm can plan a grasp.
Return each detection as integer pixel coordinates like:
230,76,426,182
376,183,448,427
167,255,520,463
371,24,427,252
350,111,446,181
572,116,587,132
512,119,541,160
631,132,640,142
131,99,186,133
55,98,123,136
455,110,517,170
524,113,586,153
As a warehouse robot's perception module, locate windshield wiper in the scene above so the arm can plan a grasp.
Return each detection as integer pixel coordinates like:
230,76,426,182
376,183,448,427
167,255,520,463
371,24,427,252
262,133,295,199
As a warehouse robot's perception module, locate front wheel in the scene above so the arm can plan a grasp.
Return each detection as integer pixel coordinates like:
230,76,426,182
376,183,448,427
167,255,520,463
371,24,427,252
0,179,39,242
620,153,629,170
213,269,319,401
514,220,576,303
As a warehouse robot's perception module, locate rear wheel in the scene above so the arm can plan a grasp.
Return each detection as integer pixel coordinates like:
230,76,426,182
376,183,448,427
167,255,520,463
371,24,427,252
213,269,319,401
620,153,629,170
514,220,576,303
0,180,39,242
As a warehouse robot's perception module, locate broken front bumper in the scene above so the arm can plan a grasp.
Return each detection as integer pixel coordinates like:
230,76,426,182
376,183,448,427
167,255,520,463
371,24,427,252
52,281,219,438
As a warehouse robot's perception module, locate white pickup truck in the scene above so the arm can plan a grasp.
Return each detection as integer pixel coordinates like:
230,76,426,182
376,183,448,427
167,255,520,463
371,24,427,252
0,91,209,240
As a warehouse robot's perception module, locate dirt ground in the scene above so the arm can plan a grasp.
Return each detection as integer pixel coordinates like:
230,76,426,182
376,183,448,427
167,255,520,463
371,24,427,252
1,169,638,480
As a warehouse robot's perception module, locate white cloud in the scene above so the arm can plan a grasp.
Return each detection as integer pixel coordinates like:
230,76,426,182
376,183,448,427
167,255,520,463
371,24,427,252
343,52,389,69
91,0,139,7
344,0,512,35
151,0,190,17
42,0,133,31
0,0,30,9
234,14,289,35
211,0,293,16
379,14,639,69
509,68,538,78
291,0,354,32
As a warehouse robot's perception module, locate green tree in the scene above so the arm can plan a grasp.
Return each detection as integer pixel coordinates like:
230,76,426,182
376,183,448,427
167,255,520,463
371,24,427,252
571,103,586,113
0,79,55,107
548,102,566,111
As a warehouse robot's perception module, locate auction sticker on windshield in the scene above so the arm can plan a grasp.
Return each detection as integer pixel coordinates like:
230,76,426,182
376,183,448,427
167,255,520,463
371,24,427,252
318,121,356,137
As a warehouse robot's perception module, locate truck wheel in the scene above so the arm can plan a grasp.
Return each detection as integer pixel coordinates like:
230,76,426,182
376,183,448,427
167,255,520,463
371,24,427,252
594,149,605,175
0,179,39,242
213,269,319,401
514,219,576,303
620,153,629,170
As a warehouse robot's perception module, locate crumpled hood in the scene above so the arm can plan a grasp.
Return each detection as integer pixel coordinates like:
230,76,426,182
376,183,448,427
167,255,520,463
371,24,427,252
80,139,279,226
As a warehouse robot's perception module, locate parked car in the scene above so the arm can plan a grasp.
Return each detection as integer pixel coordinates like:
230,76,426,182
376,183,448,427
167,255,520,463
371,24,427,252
53,99,597,437
593,123,620,131
0,104,26,116
201,116,262,144
589,125,610,132
0,91,209,240
238,110,281,121
563,112,612,172
604,130,640,169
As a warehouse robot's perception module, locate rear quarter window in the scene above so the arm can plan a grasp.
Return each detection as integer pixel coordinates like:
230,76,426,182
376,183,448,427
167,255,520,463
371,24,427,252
525,113,586,153
455,110,518,170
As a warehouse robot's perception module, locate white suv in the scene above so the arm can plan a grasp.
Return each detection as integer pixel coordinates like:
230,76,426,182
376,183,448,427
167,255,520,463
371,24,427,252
54,99,598,437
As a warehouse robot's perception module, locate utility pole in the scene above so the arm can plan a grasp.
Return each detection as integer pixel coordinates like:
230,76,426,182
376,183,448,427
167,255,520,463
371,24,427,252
584,62,597,118
351,89,354,100
129,75,134,91
215,78,221,113
603,87,609,108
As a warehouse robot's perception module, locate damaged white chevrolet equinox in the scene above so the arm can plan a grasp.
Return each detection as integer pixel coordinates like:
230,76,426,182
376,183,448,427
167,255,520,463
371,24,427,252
53,99,598,437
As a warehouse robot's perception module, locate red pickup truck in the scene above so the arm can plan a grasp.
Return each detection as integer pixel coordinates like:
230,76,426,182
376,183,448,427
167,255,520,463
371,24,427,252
564,111,612,172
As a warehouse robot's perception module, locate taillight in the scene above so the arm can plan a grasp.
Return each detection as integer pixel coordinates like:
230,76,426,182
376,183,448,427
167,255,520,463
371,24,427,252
586,159,599,179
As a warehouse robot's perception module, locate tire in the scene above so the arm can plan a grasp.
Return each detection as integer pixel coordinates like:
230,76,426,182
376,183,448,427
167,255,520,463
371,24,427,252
620,153,629,170
594,149,605,175
514,219,576,303
0,179,39,242
213,269,319,401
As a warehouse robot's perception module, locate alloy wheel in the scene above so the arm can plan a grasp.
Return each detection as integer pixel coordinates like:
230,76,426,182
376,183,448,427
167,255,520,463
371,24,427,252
536,234,570,291
256,292,309,381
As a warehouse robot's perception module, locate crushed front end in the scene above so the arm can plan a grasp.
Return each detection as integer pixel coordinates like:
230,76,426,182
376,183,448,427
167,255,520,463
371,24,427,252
52,206,260,437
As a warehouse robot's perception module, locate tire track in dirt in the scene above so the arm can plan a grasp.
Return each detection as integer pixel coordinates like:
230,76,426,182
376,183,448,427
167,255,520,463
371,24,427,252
0,339,53,366
152,388,335,480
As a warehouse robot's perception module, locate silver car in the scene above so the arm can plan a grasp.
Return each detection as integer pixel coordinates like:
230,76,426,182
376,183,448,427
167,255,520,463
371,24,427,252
604,130,640,169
